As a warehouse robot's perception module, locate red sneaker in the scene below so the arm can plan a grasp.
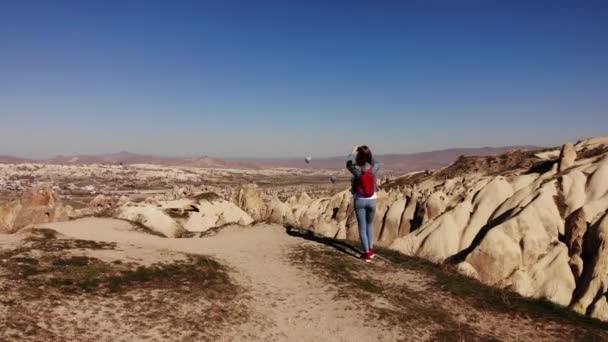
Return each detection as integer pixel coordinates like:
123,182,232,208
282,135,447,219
369,249,375,259
362,251,372,262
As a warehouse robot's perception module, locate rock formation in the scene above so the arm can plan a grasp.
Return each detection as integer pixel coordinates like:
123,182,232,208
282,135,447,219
0,187,71,233
235,137,608,321
1,135,607,322
558,142,577,172
116,192,253,238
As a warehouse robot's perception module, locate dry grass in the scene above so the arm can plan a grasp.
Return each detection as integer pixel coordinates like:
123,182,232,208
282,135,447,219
0,232,250,341
377,247,608,336
288,245,497,341
287,232,608,341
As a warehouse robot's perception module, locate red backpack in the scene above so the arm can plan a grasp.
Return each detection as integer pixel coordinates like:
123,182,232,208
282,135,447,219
357,164,375,197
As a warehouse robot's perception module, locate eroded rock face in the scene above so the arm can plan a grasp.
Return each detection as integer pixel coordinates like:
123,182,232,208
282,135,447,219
558,142,577,172
0,187,71,233
116,204,185,238
88,194,119,211
232,137,608,322
387,139,608,315
571,212,608,319
238,184,267,221
564,208,587,279
116,194,253,237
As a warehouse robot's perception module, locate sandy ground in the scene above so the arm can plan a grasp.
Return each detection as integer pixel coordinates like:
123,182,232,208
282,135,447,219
1,218,607,341
32,218,404,341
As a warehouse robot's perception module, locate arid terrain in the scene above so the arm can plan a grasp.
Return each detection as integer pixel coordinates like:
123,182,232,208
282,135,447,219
2,221,607,341
1,138,608,341
0,163,351,207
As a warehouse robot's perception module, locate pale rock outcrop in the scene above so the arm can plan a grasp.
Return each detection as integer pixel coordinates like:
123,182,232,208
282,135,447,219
456,261,479,280
558,142,576,172
0,187,71,233
560,170,587,217
266,196,295,226
116,205,185,238
389,155,591,307
88,194,119,210
392,200,473,263
423,191,447,223
298,198,330,231
183,197,253,231
509,243,575,306
116,192,252,237
378,198,406,244
237,184,267,221
591,298,608,321
459,176,513,250
465,181,567,288
564,208,587,279
372,191,391,243
333,191,352,224
68,195,120,219
227,137,608,321
571,213,608,317
397,193,418,237
296,192,313,206
586,156,608,201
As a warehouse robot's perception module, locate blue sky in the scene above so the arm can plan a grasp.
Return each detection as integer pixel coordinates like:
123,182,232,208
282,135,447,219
1,0,606,158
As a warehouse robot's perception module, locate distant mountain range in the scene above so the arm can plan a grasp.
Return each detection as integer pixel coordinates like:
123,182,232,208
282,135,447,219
45,151,263,170
256,145,543,173
0,146,543,172
0,155,34,164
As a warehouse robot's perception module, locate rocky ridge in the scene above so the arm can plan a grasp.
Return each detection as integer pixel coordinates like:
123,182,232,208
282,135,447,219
235,137,608,321
1,136,607,322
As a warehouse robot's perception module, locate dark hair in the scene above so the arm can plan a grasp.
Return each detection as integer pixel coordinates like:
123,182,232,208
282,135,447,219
355,145,372,166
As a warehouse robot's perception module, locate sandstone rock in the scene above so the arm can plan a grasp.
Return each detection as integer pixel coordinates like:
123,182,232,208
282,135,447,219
558,142,576,172
116,205,185,238
378,198,406,244
372,191,391,242
564,208,587,279
88,195,119,211
586,156,608,201
423,191,447,223
510,243,575,306
460,176,513,250
591,297,608,321
184,197,253,231
571,212,608,315
397,194,418,237
456,261,479,280
215,136,608,322
266,197,295,226
334,191,352,224
560,170,587,217
118,195,130,206
237,184,267,221
0,187,70,233
298,198,330,230
345,204,359,241
296,192,312,206
392,200,473,262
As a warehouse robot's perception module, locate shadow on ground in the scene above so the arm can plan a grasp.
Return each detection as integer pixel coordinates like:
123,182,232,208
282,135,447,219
285,226,363,259
283,224,608,341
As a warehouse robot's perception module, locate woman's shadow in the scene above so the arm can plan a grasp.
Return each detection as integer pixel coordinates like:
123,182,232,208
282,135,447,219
285,225,363,259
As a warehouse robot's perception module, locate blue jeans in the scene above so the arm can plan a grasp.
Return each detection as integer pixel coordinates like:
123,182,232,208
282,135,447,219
354,198,376,253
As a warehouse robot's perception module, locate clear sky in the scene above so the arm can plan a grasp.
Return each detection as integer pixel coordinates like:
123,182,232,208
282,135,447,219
1,0,607,159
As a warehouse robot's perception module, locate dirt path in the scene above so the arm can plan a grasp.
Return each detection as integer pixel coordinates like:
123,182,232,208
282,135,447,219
37,218,407,341
3,217,608,341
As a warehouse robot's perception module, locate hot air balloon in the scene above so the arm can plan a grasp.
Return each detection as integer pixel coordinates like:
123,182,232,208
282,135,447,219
305,156,312,164
330,176,337,184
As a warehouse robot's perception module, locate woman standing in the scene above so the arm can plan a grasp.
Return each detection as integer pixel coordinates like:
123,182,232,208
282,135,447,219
347,145,380,262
